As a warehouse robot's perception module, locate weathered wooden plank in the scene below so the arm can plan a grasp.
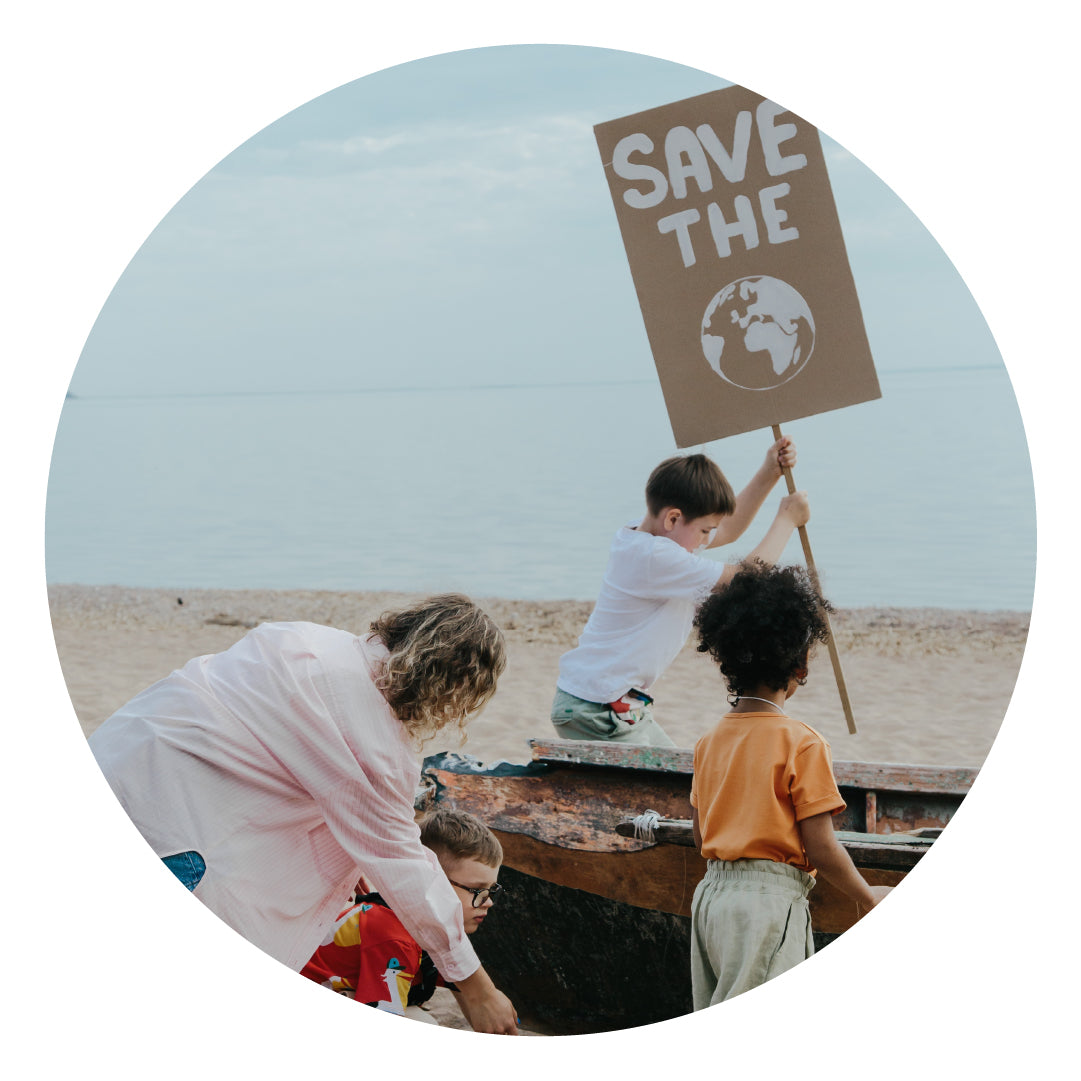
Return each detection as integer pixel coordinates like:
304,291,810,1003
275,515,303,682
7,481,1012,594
529,737,977,796
420,749,967,860
495,829,702,916
832,760,978,797
421,753,693,852
834,829,937,848
529,738,694,773
613,817,934,869
844,789,964,834
496,826,904,933
812,867,904,932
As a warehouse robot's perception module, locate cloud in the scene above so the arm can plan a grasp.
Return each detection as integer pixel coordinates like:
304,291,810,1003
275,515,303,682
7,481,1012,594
69,46,1000,401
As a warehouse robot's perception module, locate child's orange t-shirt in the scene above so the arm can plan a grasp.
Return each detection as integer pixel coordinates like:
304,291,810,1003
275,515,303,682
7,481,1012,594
690,711,846,874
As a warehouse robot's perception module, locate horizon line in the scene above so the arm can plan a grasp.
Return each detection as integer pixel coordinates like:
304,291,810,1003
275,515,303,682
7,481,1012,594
64,364,1008,402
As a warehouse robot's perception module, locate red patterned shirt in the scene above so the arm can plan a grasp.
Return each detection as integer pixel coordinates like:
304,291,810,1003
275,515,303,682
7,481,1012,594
301,894,442,1014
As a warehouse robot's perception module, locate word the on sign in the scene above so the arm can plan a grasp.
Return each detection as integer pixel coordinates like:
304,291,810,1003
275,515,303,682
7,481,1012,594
610,100,808,268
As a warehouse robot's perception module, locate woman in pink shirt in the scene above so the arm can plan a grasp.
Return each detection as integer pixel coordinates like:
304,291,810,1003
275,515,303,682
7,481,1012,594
89,593,519,1034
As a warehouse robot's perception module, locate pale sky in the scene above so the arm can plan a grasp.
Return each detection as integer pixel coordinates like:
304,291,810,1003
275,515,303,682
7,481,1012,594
70,44,1000,399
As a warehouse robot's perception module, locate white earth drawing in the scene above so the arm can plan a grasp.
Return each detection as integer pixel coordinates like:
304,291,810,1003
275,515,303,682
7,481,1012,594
700,276,815,390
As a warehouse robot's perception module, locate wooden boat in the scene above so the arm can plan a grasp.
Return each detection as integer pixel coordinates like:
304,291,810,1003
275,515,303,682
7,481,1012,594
415,737,976,1034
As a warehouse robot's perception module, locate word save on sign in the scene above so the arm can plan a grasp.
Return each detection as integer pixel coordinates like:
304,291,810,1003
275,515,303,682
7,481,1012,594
613,99,806,268
595,84,879,447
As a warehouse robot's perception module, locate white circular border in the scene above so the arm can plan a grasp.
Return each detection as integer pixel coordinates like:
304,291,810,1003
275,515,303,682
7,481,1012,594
5,3,1069,1076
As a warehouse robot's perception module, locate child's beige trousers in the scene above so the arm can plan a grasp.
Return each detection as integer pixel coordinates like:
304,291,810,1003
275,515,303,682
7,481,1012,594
690,858,816,1008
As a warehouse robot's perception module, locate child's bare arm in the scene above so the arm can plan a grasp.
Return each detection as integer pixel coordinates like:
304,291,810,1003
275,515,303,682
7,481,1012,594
712,491,809,590
709,436,796,548
692,805,703,854
798,811,893,913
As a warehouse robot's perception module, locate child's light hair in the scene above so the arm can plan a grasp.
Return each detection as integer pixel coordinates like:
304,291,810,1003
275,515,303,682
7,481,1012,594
419,807,503,868
645,453,736,519
368,593,506,746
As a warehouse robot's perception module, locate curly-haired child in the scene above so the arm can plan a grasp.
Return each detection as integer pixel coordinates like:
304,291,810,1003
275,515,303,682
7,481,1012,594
689,561,891,1006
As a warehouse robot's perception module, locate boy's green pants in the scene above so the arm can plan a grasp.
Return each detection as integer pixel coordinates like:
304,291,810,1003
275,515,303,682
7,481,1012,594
549,688,675,747
690,858,816,1008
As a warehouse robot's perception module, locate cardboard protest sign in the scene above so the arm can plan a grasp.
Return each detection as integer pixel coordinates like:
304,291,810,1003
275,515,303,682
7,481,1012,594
595,85,880,447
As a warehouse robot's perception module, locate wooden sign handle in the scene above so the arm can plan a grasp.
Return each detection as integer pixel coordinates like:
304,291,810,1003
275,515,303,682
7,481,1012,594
771,424,857,734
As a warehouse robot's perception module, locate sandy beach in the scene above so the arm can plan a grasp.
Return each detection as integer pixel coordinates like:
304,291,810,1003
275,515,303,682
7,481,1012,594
54,583,1028,768
52,583,1028,1033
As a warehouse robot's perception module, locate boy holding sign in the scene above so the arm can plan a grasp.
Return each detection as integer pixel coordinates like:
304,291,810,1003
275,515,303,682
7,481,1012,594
551,438,808,747
587,85,878,740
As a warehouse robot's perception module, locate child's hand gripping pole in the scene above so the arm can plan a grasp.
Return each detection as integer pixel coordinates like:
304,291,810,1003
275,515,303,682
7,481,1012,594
771,424,857,735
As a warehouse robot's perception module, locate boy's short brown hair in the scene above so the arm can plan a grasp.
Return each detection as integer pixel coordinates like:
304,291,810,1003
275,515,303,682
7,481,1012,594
419,808,503,868
645,453,736,520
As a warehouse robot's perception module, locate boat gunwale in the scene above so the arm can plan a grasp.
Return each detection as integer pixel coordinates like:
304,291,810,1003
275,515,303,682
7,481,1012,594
529,737,978,796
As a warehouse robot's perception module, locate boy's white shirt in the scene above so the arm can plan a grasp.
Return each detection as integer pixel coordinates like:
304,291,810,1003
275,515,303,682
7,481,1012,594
557,523,721,704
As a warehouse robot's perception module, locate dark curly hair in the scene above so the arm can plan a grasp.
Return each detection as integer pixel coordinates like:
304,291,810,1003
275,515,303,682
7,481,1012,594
694,560,832,702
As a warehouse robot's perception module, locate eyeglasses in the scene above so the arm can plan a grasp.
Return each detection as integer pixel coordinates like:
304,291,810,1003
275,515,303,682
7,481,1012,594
447,878,507,908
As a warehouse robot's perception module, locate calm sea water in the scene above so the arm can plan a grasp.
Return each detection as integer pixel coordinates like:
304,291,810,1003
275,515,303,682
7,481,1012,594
45,366,1035,611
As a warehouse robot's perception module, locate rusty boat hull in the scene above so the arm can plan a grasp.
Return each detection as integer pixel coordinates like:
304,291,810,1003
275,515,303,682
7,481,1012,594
416,738,975,1034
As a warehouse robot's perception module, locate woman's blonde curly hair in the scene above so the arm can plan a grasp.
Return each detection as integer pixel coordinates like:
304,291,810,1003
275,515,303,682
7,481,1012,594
368,593,506,746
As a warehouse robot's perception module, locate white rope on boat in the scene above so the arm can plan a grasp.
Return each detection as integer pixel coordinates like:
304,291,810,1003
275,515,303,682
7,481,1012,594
632,809,662,843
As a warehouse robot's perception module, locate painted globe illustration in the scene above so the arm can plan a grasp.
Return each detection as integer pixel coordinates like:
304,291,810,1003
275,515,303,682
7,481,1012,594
701,276,815,390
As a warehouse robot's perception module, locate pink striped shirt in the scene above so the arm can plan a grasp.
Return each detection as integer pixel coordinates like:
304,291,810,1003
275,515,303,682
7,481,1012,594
88,621,479,981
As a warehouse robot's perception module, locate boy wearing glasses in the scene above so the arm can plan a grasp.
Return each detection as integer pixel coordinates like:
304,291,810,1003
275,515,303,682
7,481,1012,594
301,809,506,1026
